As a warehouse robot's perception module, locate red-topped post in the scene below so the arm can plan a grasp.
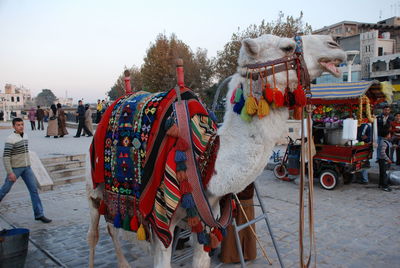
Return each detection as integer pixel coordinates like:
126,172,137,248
124,69,132,94
176,59,185,88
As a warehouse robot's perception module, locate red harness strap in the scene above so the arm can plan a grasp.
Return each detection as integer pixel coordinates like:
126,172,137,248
174,100,232,229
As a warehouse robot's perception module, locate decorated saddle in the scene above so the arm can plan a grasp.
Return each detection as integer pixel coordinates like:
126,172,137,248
90,87,226,250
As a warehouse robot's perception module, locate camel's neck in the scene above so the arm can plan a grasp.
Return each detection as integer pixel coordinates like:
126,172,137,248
207,75,290,197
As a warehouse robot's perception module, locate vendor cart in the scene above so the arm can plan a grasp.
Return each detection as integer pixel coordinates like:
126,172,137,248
274,80,391,190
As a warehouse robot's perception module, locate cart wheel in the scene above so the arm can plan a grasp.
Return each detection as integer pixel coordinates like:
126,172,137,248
273,164,288,179
319,169,338,190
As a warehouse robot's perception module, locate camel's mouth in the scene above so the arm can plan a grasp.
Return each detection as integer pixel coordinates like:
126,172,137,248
319,58,342,78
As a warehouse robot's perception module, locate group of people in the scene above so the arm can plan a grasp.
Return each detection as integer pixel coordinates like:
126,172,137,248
95,99,108,124
73,100,94,138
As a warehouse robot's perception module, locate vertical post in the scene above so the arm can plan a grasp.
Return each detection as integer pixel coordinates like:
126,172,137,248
176,59,185,88
124,70,132,94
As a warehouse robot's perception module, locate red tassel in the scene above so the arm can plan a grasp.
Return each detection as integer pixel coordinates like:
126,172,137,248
166,124,179,137
176,171,188,182
180,179,192,194
191,222,203,233
98,200,107,215
203,245,212,252
187,216,200,227
209,233,220,248
273,89,284,107
230,88,237,104
176,138,189,151
212,228,223,242
264,83,273,103
130,215,139,231
294,84,306,106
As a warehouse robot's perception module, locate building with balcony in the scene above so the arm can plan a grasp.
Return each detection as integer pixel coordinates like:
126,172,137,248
0,84,32,120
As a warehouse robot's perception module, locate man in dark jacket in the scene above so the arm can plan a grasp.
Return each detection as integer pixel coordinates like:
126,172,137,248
36,105,44,130
74,100,92,137
376,105,394,159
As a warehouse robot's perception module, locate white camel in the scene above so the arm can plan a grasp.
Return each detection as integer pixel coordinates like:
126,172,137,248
86,34,345,268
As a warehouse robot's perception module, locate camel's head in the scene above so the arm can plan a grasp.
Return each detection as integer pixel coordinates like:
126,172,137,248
238,34,346,80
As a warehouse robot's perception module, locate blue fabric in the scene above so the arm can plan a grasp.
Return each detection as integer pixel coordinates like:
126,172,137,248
0,167,44,218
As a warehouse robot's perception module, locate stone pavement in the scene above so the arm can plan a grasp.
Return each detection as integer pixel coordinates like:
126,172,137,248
0,121,399,267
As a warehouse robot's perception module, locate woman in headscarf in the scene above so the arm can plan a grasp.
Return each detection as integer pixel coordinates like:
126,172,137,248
28,107,36,130
84,103,94,137
57,103,68,137
46,104,59,138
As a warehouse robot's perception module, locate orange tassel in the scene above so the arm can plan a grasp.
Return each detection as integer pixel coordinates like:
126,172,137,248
257,96,269,118
293,106,303,120
176,171,188,182
98,200,106,215
209,232,220,248
273,89,284,107
294,84,306,106
130,215,139,231
265,83,273,103
166,124,179,137
176,138,189,151
187,216,200,227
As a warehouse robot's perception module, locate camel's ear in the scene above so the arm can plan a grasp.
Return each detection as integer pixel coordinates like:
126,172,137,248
242,39,259,58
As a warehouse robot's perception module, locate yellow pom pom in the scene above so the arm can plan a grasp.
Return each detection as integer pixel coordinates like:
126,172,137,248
245,96,258,115
240,106,252,122
257,96,269,118
137,224,146,241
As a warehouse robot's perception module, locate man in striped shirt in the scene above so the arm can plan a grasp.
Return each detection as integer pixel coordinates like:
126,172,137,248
0,118,52,223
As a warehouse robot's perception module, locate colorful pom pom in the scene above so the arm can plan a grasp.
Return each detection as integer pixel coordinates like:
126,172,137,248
181,194,195,208
186,207,198,217
284,87,296,107
176,162,187,171
166,124,179,137
234,87,243,103
197,231,210,245
265,83,273,103
187,216,200,227
212,228,223,241
122,214,131,231
130,215,139,231
240,106,252,122
233,94,245,114
176,138,189,151
137,224,146,240
245,96,258,115
273,89,284,107
176,171,188,182
294,84,306,106
175,150,187,162
230,88,237,104
209,232,220,248
257,96,270,118
191,222,203,233
180,179,192,194
203,245,212,252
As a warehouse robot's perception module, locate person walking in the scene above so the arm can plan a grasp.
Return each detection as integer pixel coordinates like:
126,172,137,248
377,105,394,158
36,105,44,130
45,104,59,138
0,118,52,223
74,100,92,138
28,107,36,130
95,99,102,123
57,103,68,137
356,122,372,184
377,129,393,192
84,104,94,136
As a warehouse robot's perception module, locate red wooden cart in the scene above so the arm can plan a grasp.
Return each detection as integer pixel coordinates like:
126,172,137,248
274,81,389,190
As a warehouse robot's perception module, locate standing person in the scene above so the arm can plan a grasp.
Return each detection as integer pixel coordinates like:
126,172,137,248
101,100,107,114
95,99,102,123
36,105,44,130
0,118,52,223
43,108,50,122
45,104,58,138
356,122,372,184
377,129,393,192
28,107,36,130
74,100,92,138
390,112,400,164
57,103,68,138
84,104,94,137
376,105,394,158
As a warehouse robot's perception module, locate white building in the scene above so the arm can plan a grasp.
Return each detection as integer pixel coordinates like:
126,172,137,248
0,84,32,120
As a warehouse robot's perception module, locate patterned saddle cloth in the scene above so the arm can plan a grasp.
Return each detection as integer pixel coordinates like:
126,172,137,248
90,88,219,247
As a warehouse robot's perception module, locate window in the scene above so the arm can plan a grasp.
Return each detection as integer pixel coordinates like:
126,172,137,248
11,97,14,102
17,96,20,102
378,47,383,56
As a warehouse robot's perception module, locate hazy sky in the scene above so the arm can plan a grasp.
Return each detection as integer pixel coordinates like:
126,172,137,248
0,0,394,102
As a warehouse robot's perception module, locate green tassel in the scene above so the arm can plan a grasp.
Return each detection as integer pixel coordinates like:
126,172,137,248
240,106,252,122
123,214,131,231
234,87,243,103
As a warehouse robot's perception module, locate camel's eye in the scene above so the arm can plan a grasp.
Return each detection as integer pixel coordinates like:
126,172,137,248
281,45,294,53
327,41,340,49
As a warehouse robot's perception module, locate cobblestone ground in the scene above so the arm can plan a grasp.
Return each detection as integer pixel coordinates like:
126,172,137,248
0,170,399,268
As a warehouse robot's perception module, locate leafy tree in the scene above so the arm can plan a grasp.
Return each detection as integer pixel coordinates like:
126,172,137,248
141,33,214,93
214,11,312,79
35,89,57,106
107,66,143,100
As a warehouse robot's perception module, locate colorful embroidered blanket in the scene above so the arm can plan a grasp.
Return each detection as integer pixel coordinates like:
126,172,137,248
90,88,218,247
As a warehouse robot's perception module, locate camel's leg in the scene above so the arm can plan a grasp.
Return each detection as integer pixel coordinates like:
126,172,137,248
107,224,131,268
192,236,211,268
152,229,173,268
87,197,101,268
